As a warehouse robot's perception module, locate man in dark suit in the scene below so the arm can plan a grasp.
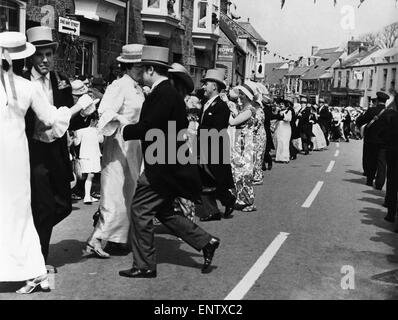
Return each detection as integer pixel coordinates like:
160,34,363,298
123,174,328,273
119,46,220,278
318,99,332,146
356,91,389,189
197,69,236,221
25,26,95,262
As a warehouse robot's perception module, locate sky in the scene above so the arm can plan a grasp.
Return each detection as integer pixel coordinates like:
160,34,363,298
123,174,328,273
233,0,398,62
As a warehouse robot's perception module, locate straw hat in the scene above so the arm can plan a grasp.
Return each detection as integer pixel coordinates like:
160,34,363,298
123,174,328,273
26,26,58,51
139,45,170,68
201,68,226,89
71,80,88,96
168,62,194,93
0,32,36,60
116,44,143,64
235,83,255,101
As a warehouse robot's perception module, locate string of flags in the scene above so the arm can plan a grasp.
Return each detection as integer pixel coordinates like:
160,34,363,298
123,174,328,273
281,0,397,9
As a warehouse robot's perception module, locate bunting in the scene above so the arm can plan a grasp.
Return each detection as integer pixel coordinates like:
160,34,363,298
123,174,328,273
280,0,380,9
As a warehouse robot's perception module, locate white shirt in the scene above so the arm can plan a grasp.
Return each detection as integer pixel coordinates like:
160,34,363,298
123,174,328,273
30,67,53,105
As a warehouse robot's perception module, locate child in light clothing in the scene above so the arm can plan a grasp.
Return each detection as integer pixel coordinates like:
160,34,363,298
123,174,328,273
73,112,104,204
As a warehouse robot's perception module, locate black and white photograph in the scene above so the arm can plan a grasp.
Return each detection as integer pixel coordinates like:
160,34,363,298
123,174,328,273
0,0,398,308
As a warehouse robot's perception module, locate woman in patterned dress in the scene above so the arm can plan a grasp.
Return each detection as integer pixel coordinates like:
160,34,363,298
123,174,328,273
229,84,257,212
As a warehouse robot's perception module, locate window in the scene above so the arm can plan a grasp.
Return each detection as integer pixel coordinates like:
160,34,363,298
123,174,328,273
369,69,373,88
0,0,25,32
382,69,388,90
148,0,160,8
392,68,397,88
338,71,342,88
193,0,220,33
75,35,98,77
346,70,350,88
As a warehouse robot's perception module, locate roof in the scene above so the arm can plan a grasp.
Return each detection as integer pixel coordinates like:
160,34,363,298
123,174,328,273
314,47,341,56
237,21,267,45
220,18,246,54
340,47,378,68
356,47,398,66
302,51,344,80
286,66,310,77
264,63,289,84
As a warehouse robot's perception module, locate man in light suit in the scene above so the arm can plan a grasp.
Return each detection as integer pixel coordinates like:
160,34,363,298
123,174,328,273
198,69,236,222
119,46,220,278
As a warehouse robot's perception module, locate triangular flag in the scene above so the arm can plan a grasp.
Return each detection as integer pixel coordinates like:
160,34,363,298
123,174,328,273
334,0,337,7
358,0,365,8
281,0,286,9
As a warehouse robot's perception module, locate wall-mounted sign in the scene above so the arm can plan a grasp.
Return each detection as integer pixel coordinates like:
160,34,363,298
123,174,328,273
58,17,80,36
217,44,234,61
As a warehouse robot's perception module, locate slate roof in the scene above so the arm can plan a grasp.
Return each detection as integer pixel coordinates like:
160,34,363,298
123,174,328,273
302,51,344,80
286,66,310,77
220,18,246,54
237,21,267,45
264,63,289,84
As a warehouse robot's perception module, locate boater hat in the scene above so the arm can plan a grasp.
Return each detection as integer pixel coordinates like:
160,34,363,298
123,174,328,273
0,32,36,60
71,80,89,96
116,44,143,63
139,45,170,68
235,83,255,101
168,62,194,93
26,26,58,51
201,68,226,89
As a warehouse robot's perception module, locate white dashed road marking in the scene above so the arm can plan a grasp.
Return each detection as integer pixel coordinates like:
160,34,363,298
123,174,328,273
334,150,340,157
326,160,335,173
224,232,289,300
301,181,324,208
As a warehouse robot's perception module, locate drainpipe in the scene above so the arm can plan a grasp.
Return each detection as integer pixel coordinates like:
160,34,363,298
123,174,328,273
125,0,130,44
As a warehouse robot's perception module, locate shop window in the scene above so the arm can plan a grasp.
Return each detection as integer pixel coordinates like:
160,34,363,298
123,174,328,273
0,0,25,32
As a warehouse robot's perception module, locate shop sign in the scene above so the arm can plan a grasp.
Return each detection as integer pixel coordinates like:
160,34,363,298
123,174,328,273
58,17,80,36
217,44,234,61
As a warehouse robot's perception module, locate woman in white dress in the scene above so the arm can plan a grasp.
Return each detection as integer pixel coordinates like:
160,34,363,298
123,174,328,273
311,107,327,150
86,44,145,258
0,32,94,293
274,102,292,163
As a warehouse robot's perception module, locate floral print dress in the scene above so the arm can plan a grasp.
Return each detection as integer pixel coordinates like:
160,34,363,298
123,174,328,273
253,105,267,184
231,104,257,212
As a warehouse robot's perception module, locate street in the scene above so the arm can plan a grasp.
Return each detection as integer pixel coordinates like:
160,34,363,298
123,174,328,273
1,139,398,300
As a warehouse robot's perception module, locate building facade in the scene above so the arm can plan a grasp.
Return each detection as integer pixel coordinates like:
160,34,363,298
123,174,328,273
332,47,398,108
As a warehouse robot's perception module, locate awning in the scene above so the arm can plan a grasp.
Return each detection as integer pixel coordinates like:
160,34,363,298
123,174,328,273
74,0,127,23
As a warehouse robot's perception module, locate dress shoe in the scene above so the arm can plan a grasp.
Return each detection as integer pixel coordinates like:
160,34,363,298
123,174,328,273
375,185,383,191
224,205,234,218
119,268,157,278
104,242,131,255
200,212,221,222
202,238,220,274
366,179,373,187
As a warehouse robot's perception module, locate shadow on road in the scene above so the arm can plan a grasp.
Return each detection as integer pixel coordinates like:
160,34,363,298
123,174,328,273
0,282,25,293
342,177,366,185
346,169,364,176
48,240,88,268
155,235,205,271
358,197,385,207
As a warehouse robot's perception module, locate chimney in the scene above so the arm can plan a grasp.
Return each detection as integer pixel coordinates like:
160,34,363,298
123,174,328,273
311,46,319,56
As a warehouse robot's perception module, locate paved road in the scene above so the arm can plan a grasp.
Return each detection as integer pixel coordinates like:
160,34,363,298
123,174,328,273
1,139,398,300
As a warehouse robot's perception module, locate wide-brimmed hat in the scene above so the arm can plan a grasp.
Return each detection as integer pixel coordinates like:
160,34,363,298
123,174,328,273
0,32,36,60
116,44,143,64
71,80,88,96
201,69,226,89
139,45,170,68
26,26,58,51
235,83,255,101
168,62,194,93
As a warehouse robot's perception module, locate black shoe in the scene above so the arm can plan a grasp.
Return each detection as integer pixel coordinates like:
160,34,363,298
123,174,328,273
71,193,82,201
202,238,220,274
267,163,272,170
384,215,395,223
366,179,373,187
382,202,388,208
200,212,222,222
375,185,383,191
104,242,131,255
119,268,157,278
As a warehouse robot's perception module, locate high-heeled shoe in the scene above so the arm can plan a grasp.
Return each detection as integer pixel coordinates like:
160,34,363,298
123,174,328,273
85,242,110,259
16,274,50,294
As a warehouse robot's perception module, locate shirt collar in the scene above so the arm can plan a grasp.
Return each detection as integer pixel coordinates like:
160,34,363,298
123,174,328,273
205,94,219,107
31,67,50,81
151,77,168,91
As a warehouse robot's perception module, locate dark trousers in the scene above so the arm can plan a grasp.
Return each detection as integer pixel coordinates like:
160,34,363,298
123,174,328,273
343,124,351,141
300,133,312,154
319,123,330,146
366,143,387,189
385,149,398,218
30,162,72,261
289,140,299,159
262,150,273,168
362,141,370,176
129,172,212,271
